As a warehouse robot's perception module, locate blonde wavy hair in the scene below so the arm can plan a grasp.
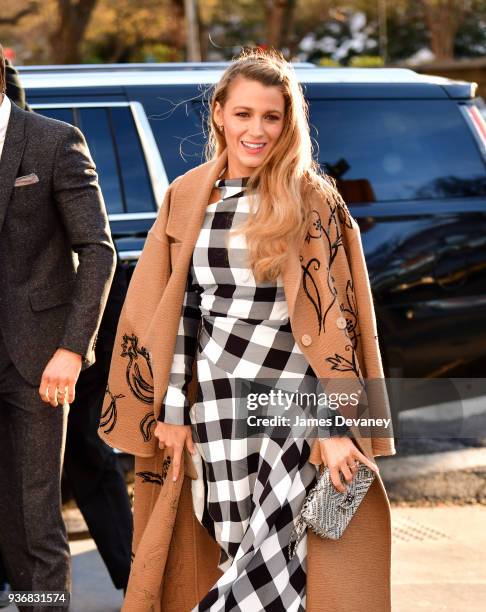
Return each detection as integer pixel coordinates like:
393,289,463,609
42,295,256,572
204,47,340,283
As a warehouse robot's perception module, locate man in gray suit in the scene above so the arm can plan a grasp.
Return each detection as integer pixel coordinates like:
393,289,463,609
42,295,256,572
0,44,116,608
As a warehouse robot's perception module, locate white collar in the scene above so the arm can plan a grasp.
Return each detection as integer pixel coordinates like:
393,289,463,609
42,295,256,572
0,94,12,133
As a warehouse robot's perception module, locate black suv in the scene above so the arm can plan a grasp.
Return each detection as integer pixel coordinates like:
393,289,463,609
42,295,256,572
18,63,486,383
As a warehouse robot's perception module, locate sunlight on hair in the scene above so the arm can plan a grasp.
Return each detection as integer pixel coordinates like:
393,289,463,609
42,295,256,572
205,47,345,283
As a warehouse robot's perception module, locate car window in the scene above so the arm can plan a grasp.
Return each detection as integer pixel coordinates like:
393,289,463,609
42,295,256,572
308,99,486,203
34,105,156,215
129,85,207,181
110,106,156,213
36,108,74,125
76,107,124,214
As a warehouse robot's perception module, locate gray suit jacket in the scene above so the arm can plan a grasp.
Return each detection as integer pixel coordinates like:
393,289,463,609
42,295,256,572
0,99,116,386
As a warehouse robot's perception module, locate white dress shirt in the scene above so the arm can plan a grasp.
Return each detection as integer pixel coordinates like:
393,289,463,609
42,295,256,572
0,94,12,161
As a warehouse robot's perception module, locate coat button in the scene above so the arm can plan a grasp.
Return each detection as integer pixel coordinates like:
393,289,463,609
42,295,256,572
301,334,312,346
336,316,347,330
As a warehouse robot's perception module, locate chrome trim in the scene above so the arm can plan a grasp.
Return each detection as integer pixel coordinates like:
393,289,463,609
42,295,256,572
30,101,168,210
20,67,436,89
31,101,130,109
130,101,169,206
108,212,157,222
118,250,142,261
17,62,315,73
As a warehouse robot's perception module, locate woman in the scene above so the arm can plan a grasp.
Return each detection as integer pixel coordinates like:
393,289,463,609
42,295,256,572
99,48,396,612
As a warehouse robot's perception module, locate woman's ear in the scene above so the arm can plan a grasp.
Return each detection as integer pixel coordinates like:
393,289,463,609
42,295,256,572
213,101,222,127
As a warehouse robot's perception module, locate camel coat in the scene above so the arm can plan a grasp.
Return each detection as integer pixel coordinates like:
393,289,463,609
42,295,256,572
98,148,397,612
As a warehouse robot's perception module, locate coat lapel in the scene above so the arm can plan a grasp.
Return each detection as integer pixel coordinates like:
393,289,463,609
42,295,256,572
167,147,304,321
0,100,27,235
281,239,301,320
167,149,228,273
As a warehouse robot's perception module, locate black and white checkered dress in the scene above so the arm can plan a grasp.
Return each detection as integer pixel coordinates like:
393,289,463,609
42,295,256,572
158,176,335,611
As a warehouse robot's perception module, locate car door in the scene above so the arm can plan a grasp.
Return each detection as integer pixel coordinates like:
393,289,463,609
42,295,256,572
306,86,486,384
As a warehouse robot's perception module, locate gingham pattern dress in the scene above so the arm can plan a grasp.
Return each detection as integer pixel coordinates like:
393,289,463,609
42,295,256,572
158,176,336,611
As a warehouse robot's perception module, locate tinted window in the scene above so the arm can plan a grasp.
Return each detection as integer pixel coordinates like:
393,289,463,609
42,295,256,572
34,104,156,215
128,85,207,181
110,106,156,213
35,108,74,125
77,107,124,214
309,99,486,202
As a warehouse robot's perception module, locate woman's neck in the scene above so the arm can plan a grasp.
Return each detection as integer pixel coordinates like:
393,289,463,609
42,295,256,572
220,166,251,181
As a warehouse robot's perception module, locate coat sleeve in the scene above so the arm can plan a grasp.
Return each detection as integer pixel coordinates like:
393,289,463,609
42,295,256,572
53,124,116,365
98,178,181,457
347,226,397,457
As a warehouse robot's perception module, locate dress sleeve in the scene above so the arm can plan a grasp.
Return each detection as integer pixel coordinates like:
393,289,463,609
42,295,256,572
157,267,201,426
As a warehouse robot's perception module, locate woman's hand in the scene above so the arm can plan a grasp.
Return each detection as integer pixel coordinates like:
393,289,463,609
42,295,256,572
154,422,196,482
318,436,379,493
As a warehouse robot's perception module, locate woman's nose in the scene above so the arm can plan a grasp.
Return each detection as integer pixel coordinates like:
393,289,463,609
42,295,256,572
248,118,265,137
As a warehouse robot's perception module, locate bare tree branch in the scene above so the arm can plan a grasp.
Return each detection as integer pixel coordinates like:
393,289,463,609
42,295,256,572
0,1,39,26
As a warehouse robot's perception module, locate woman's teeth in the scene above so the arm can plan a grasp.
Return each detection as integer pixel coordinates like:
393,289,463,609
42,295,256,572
241,141,266,151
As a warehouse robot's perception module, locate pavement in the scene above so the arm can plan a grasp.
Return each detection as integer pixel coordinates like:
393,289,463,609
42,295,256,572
1,403,485,611
62,540,123,612
391,505,486,611
2,505,485,611
1,538,123,611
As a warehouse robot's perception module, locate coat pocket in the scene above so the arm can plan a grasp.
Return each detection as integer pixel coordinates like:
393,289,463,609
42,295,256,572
29,280,76,312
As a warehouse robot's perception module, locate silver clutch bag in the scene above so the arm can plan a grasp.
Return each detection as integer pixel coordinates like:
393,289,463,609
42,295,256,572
288,463,375,559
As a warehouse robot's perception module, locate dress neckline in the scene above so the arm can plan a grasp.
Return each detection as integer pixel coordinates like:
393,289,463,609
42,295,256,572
214,176,250,188
212,176,250,203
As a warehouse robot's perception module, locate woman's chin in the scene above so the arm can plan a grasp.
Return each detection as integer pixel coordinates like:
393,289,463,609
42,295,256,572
233,153,268,170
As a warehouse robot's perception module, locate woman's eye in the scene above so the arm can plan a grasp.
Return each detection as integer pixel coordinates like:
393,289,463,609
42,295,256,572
235,113,279,120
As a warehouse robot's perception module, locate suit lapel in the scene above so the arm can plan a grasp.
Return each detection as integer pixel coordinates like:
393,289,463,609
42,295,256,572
0,101,27,235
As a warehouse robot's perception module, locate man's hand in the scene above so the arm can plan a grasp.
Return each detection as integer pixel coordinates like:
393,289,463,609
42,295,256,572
39,348,83,407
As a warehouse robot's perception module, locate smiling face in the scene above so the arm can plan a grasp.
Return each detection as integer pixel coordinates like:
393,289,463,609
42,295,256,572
213,75,286,179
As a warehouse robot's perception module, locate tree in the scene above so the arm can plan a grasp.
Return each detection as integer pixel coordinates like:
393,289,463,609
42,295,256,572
454,0,486,58
420,0,471,60
263,0,297,50
49,0,98,63
0,2,39,26
84,0,188,62
3,0,484,66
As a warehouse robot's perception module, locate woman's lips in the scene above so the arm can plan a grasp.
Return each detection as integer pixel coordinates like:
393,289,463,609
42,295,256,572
241,141,267,154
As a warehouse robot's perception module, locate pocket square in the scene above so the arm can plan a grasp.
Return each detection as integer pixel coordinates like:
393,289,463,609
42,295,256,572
14,173,39,187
